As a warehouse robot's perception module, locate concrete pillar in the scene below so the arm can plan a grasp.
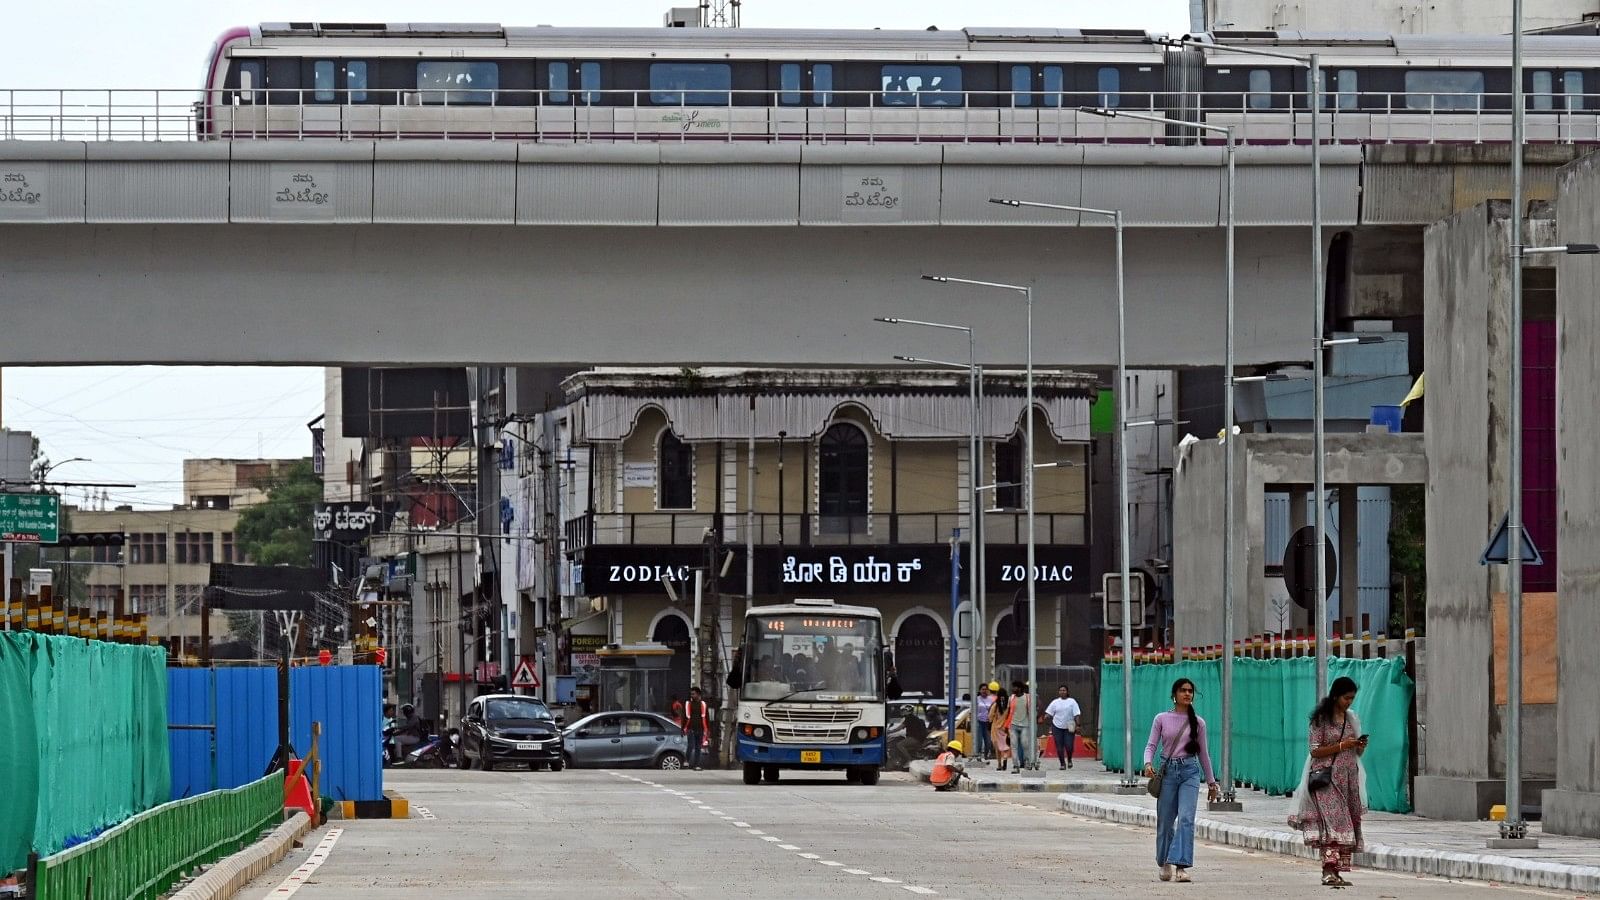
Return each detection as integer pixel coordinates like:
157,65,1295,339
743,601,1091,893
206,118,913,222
1337,485,1359,629
1545,154,1600,837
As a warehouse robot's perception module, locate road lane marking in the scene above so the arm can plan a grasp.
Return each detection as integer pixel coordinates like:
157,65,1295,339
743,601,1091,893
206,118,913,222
747,829,765,835
778,844,801,850
902,887,938,895
870,876,903,884
733,821,751,827
799,853,821,859
844,869,871,875
267,828,343,898
818,860,844,867
760,836,781,842
413,806,435,820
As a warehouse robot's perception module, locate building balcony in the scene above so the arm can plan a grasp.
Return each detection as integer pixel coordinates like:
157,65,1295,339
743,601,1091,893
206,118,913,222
562,511,1086,552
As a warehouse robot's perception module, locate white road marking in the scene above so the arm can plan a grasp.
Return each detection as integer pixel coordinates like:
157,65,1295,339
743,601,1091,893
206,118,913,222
413,806,435,820
818,860,844,867
747,829,765,835
844,869,872,876
778,844,801,850
902,887,938,895
267,828,343,898
870,876,903,884
799,853,821,860
760,836,781,842
733,821,751,827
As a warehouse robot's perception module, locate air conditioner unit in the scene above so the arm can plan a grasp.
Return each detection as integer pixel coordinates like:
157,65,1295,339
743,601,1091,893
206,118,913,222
664,6,701,26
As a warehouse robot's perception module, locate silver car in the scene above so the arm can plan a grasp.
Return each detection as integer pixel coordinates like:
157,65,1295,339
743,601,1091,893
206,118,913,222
562,712,690,769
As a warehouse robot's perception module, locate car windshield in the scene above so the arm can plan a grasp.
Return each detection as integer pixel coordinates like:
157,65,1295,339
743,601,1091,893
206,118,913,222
740,613,883,701
485,698,552,722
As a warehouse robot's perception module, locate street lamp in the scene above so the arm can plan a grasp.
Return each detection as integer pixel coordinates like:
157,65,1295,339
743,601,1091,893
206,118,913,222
987,194,1144,788
922,273,1041,770
1166,35,1332,701
886,339,984,708
35,457,91,487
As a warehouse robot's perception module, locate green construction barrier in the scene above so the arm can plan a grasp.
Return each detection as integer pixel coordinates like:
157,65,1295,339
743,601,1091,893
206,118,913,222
0,632,171,875
1100,656,1413,813
31,771,284,900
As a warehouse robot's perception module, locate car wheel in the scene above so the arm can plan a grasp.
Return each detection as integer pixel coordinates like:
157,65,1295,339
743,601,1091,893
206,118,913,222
762,765,780,784
743,763,760,785
458,748,472,770
858,767,881,786
481,756,495,772
563,753,575,770
656,752,685,771
550,757,565,772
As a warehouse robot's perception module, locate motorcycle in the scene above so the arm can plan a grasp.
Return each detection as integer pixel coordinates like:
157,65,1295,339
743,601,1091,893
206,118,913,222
387,727,460,769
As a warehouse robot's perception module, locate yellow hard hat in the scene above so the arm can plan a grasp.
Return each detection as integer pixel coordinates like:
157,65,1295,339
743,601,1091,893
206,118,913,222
947,740,963,753
988,681,1001,692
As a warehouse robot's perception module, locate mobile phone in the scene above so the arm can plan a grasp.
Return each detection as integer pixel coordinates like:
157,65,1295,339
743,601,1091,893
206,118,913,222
1357,734,1369,742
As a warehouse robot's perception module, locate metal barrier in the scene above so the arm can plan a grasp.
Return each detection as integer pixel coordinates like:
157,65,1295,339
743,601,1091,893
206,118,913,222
4,87,1599,145
27,771,284,900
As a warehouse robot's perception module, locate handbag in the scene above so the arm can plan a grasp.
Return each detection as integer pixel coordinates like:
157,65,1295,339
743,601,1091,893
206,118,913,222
1308,720,1347,792
1145,719,1191,798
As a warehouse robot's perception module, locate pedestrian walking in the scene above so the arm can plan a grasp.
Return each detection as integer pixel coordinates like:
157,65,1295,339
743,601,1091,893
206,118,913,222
990,685,1012,771
1288,676,1367,888
682,686,711,770
1044,684,1082,770
1142,678,1221,883
974,683,996,761
1008,681,1033,770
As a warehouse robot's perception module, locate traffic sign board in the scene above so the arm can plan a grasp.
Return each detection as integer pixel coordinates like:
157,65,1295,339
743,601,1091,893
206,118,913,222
0,493,59,543
1479,513,1544,566
511,655,539,689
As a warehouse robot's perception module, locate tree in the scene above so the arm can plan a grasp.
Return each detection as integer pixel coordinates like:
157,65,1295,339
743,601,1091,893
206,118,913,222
1388,484,1425,636
234,460,322,567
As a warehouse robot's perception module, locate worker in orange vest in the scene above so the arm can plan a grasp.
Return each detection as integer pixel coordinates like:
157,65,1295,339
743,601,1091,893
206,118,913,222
930,740,967,791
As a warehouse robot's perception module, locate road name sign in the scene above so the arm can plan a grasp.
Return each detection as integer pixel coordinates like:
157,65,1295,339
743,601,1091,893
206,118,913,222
0,492,59,543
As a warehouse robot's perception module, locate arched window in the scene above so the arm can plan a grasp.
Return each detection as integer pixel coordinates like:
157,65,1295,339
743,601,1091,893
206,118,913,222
658,431,694,509
818,422,869,533
994,433,1023,509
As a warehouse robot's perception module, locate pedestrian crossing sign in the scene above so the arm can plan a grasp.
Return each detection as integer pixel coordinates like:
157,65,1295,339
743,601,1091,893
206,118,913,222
512,656,540,689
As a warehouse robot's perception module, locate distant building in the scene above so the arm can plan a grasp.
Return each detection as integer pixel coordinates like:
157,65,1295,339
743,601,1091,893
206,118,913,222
72,457,308,658
1201,0,1600,33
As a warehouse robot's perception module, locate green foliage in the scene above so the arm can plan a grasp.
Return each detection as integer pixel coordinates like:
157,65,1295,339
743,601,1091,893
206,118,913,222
234,460,321,567
1388,483,1426,636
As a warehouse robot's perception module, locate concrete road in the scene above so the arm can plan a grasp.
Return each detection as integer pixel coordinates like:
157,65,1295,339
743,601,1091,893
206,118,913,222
240,769,1560,899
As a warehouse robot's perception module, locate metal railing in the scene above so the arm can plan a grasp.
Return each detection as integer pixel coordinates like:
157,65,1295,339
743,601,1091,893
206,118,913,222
4,87,1600,145
563,510,1086,551
27,770,284,900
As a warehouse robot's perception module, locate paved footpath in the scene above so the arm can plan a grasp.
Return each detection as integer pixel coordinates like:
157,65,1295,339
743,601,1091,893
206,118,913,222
912,758,1600,893
236,768,1569,899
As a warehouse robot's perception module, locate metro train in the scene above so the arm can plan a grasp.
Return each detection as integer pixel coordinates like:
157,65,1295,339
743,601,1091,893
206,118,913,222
197,23,1600,143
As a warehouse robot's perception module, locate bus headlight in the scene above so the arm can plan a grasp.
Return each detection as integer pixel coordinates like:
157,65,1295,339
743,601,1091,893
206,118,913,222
852,727,881,743
741,724,771,741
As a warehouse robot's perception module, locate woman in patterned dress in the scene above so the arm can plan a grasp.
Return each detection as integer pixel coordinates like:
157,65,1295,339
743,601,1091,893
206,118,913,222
1289,676,1367,887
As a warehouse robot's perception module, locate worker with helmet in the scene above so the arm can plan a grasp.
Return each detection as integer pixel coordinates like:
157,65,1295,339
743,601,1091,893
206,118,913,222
930,740,967,791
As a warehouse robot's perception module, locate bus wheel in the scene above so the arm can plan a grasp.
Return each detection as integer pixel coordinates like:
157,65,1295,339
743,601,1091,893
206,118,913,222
762,765,780,784
743,763,761,785
858,767,881,786
845,768,862,784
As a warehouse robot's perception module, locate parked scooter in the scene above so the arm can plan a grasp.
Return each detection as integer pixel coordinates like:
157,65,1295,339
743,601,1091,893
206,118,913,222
393,727,459,769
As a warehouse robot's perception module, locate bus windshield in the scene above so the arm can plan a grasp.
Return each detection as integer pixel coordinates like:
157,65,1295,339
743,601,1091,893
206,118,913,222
741,613,883,701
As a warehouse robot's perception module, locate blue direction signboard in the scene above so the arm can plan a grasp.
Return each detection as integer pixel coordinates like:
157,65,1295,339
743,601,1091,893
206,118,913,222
0,492,60,543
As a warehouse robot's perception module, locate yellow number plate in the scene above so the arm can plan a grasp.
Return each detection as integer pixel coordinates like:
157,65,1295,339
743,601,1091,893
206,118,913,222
800,750,822,764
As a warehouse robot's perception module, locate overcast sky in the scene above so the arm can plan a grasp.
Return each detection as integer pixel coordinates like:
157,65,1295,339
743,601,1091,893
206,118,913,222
0,0,1189,509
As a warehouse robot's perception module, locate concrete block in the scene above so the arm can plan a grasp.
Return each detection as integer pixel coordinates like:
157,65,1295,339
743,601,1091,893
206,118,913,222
1543,789,1600,839
1415,775,1555,820
169,811,312,900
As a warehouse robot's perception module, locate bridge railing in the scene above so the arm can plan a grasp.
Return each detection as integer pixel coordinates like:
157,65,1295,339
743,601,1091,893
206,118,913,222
3,87,1598,145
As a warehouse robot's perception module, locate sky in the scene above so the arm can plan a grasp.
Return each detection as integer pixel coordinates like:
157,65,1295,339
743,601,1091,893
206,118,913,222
0,0,1190,509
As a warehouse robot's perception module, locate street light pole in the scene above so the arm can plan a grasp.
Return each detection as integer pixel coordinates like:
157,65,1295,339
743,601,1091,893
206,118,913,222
988,196,1138,786
920,275,1037,769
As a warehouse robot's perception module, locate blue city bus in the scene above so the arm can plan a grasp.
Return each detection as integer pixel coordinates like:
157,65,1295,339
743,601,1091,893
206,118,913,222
732,598,887,785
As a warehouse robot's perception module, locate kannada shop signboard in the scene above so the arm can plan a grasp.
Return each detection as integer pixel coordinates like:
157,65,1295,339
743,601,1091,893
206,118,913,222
576,543,1088,596
0,492,59,543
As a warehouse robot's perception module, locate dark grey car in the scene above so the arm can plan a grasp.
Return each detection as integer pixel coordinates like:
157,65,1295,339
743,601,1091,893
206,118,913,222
562,712,689,769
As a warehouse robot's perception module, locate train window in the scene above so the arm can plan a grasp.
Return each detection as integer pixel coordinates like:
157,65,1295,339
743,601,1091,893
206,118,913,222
347,61,368,102
880,65,963,107
650,62,731,105
780,63,802,105
313,61,335,102
548,62,570,103
1336,69,1357,110
1404,70,1484,110
580,62,601,105
1532,71,1554,111
1098,67,1121,109
1565,71,1584,111
1247,69,1272,110
813,64,834,106
1041,66,1064,108
416,61,499,105
1011,66,1032,107
237,61,264,104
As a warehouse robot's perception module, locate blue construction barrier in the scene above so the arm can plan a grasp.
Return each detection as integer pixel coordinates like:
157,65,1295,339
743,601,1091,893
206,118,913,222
167,665,383,802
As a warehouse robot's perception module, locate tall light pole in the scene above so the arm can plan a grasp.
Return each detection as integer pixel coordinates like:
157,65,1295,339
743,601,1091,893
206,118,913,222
1073,109,1244,806
1171,36,1329,697
883,334,984,706
987,196,1142,788
922,274,1038,769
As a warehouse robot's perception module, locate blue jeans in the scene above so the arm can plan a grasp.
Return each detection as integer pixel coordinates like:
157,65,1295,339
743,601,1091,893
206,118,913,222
1051,726,1075,764
975,720,992,757
1155,756,1203,868
1010,726,1030,767
687,730,704,768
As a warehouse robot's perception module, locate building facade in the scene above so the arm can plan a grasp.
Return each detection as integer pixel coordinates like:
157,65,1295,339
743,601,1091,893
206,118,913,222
518,366,1097,714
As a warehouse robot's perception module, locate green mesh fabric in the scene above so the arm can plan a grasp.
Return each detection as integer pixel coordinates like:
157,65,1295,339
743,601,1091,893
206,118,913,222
1100,656,1414,813
0,632,170,873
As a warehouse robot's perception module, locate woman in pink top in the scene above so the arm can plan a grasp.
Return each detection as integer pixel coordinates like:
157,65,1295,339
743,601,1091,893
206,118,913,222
1140,678,1220,883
